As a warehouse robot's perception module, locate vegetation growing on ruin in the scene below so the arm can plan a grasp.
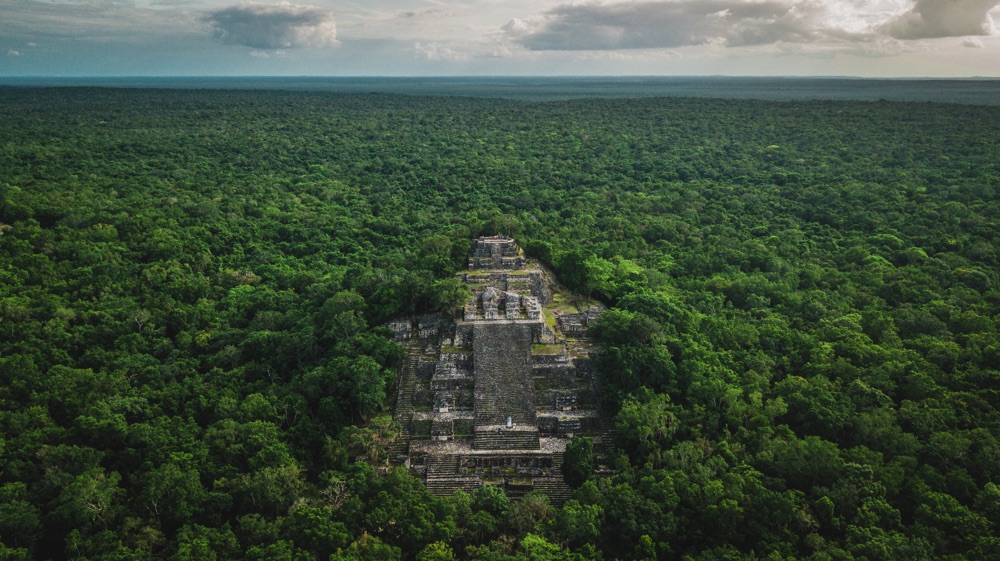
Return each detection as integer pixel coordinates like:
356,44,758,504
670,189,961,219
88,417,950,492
0,87,998,560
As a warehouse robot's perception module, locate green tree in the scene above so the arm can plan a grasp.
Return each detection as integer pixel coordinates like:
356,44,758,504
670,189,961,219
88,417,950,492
562,437,595,488
0,483,41,552
331,533,402,561
50,468,125,532
283,504,351,559
138,459,207,531
417,541,457,561
616,391,679,462
551,500,602,548
431,277,471,314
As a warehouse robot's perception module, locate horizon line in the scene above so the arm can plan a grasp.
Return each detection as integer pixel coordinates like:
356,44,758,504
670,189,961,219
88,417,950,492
2,74,1000,81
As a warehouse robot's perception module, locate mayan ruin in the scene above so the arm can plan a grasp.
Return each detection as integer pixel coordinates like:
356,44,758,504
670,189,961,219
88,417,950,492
387,236,610,503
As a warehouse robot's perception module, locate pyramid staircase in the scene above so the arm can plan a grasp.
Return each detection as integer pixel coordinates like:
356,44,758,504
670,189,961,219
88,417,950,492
530,478,573,506
388,348,420,459
424,453,483,497
591,419,618,452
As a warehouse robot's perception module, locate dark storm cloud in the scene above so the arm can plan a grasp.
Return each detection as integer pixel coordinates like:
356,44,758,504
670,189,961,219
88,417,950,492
507,0,839,51
205,2,338,49
882,0,999,39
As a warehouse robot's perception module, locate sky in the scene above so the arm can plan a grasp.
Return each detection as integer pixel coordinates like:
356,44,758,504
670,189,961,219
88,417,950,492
1,0,999,77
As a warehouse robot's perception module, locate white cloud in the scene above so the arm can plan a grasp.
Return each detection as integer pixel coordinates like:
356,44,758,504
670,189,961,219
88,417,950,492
506,1,868,50
7,49,22,56
882,0,998,39
506,0,1000,51
502,18,532,34
205,2,339,49
1,0,998,76
26,42,38,48
487,44,516,58
414,41,469,61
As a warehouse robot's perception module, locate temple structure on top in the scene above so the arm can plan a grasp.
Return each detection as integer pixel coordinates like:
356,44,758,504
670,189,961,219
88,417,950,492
464,287,541,322
468,236,526,270
386,236,609,504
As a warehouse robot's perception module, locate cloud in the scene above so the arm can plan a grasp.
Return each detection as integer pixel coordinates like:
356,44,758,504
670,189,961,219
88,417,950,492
882,0,998,39
0,0,208,44
506,0,1000,52
414,41,470,61
7,49,22,57
205,2,338,49
502,18,532,35
962,37,985,47
506,0,865,51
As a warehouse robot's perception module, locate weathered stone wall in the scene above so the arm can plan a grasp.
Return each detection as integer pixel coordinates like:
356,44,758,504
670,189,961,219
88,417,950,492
453,324,474,347
384,318,413,342
530,323,556,344
417,314,447,340
532,365,578,383
537,414,600,435
531,353,569,366
468,237,525,270
461,271,547,303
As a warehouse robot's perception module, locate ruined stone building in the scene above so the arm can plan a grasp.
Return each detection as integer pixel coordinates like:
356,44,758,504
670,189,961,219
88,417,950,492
388,236,610,503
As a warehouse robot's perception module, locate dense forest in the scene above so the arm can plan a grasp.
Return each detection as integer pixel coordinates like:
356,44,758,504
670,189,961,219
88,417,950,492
0,87,998,560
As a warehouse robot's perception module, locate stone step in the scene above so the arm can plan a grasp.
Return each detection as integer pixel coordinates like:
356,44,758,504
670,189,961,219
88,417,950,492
592,428,618,450
531,478,573,506
390,348,422,458
557,418,582,433
386,431,411,458
474,323,535,431
474,430,540,451
425,477,484,497
425,454,460,477
551,451,563,469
